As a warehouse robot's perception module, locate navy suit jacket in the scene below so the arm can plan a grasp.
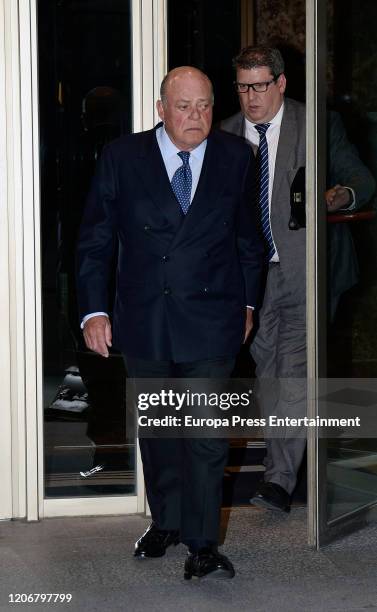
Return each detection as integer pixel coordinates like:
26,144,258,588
76,125,264,362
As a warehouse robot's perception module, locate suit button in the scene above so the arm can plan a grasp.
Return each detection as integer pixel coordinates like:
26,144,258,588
162,255,170,262
144,224,151,231
204,287,209,293
164,287,171,295
223,221,229,227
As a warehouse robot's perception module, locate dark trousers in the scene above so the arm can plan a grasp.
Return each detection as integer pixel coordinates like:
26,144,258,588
124,355,235,549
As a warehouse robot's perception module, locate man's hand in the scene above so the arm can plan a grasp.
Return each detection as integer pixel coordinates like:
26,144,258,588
325,184,351,212
243,308,254,343
83,315,112,358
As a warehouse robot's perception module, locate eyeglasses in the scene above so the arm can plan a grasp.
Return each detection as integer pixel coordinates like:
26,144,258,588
233,75,281,94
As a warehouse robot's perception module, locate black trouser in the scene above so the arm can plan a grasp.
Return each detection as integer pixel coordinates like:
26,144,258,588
124,355,235,550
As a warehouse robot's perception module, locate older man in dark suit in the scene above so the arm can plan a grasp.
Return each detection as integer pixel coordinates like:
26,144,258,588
76,66,263,579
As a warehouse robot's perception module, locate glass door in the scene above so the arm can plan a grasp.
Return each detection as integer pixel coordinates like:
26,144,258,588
38,0,134,502
35,0,167,517
307,0,377,546
1,0,166,520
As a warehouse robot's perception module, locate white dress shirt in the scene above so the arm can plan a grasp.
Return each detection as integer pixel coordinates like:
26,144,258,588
243,103,356,266
156,124,206,198
244,103,284,263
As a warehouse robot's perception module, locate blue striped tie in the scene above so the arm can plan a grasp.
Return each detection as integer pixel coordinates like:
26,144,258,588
171,151,192,215
255,123,276,260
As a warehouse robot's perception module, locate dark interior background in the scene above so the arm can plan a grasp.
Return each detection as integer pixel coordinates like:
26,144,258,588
38,0,377,505
168,0,242,123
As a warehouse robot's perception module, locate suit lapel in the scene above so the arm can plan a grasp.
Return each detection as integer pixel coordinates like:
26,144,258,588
190,132,231,216
133,126,183,229
169,131,233,249
272,101,297,199
221,111,246,139
230,112,245,138
133,128,233,246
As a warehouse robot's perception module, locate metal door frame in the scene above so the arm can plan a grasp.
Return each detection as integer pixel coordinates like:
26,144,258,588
306,0,377,547
0,0,167,521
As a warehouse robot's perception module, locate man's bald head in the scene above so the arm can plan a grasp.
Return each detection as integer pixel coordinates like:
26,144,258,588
160,66,214,105
156,66,214,151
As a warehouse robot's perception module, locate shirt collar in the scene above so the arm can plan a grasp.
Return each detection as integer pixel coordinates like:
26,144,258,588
158,124,207,161
245,101,285,132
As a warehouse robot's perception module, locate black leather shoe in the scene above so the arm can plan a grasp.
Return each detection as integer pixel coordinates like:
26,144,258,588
250,481,290,512
134,523,180,558
184,548,235,580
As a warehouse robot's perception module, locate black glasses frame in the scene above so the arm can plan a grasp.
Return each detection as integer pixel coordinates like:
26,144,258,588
233,74,281,94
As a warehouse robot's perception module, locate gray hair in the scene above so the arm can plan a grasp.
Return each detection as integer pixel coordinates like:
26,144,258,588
232,45,285,78
160,73,170,103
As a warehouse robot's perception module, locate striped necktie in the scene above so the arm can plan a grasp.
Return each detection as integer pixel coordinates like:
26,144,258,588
255,123,276,260
171,151,192,214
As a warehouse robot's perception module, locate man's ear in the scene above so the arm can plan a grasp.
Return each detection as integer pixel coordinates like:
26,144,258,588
156,99,164,122
278,73,287,95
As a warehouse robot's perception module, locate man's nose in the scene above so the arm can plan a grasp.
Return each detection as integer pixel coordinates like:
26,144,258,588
247,87,257,101
189,106,200,119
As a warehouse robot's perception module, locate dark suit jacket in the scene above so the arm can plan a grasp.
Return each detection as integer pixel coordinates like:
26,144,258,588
327,111,375,304
76,125,264,362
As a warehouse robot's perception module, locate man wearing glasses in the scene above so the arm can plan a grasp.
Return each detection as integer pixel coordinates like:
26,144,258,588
221,46,306,513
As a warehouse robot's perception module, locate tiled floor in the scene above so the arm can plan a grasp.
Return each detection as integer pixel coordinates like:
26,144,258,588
1,507,377,611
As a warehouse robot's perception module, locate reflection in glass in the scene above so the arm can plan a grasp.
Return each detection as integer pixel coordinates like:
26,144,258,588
38,0,134,498
326,0,377,521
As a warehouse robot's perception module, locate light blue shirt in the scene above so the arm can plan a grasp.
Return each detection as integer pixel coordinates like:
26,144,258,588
82,125,208,327
155,124,207,201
